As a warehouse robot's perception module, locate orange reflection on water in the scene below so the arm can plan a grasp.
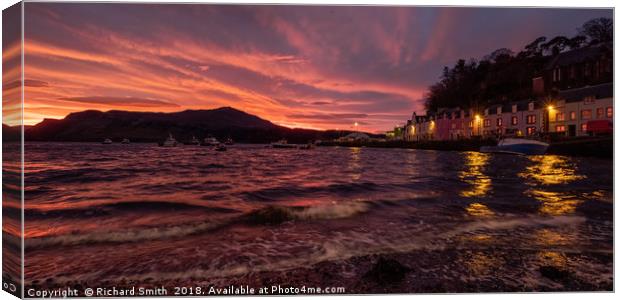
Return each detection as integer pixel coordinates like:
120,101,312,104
537,251,568,268
465,203,495,217
526,189,582,215
348,147,362,181
459,152,491,197
519,155,585,185
462,252,503,276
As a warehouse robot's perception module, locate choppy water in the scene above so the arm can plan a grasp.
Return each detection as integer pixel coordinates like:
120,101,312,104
20,143,613,291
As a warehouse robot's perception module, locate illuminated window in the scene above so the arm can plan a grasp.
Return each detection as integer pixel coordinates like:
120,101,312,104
511,105,517,113
528,102,534,111
556,112,565,121
606,107,613,118
468,121,473,128
483,119,490,127
581,109,592,120
526,115,536,124
555,125,566,132
526,127,536,136
596,107,604,119
569,111,576,120
581,123,588,132
511,116,518,125
496,118,502,126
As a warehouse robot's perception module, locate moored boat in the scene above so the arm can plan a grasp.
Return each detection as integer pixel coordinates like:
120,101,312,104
480,138,549,155
202,136,220,146
102,138,113,144
271,139,297,149
121,138,130,144
160,133,178,147
215,144,227,151
187,136,200,145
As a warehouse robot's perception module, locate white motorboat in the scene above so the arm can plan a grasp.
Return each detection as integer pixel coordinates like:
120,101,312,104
271,139,296,149
102,138,113,144
202,136,220,146
161,133,178,147
480,138,549,155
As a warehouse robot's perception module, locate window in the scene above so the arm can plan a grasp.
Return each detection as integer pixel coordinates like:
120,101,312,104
451,123,456,129
581,123,588,132
526,127,536,136
496,118,503,127
556,112,565,121
526,115,536,124
584,96,595,104
555,125,566,132
468,121,473,128
528,102,534,111
581,109,592,120
497,107,502,114
597,108,604,119
606,107,613,118
569,111,576,120
483,119,491,127
511,116,518,125
552,68,561,82
511,105,517,113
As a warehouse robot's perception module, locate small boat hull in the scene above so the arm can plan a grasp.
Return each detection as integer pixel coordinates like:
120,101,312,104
480,139,549,155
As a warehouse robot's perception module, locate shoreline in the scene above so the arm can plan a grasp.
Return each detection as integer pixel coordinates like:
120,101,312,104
319,136,613,159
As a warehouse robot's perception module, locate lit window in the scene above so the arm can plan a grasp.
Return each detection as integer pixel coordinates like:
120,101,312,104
606,107,613,118
581,110,592,120
555,125,566,132
556,112,565,121
483,119,490,127
526,127,536,136
496,118,503,126
526,115,536,124
596,107,604,119
569,111,576,120
511,116,518,125
581,123,588,132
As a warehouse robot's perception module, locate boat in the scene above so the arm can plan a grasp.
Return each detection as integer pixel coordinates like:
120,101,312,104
187,136,200,145
161,133,178,147
215,144,227,151
202,136,220,146
298,142,316,150
480,138,549,155
271,139,297,149
224,138,234,145
121,138,130,144
102,138,113,144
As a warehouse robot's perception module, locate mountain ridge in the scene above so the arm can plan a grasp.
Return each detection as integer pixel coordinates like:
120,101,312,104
14,107,377,143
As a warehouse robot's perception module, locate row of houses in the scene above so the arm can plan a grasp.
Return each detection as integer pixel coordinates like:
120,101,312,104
396,43,613,142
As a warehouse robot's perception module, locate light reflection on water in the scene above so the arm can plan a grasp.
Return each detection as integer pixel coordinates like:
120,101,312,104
519,155,586,216
459,152,491,198
17,143,611,289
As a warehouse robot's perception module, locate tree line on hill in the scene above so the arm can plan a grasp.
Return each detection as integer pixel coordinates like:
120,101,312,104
424,17,613,112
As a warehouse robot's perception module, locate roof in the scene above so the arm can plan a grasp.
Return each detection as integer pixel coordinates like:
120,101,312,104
544,43,612,70
559,83,613,103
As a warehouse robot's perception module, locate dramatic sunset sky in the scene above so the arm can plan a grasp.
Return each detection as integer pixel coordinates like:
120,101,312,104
19,3,611,131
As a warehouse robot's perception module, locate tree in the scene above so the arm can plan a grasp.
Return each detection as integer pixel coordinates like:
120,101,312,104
579,17,613,44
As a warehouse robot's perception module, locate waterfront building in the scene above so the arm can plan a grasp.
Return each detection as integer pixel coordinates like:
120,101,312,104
537,44,613,137
404,43,613,141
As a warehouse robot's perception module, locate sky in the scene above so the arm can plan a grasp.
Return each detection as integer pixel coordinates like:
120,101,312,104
15,3,612,132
